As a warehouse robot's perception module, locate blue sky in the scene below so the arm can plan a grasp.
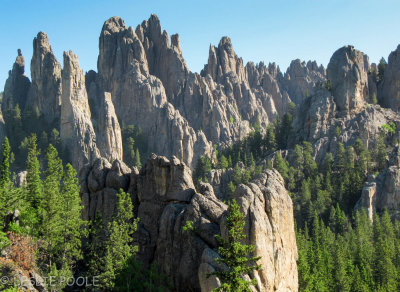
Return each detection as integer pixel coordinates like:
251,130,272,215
1,0,400,90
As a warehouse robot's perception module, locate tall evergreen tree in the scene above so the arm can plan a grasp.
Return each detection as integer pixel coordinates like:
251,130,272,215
60,163,87,271
26,134,42,209
0,137,11,188
210,199,261,291
134,148,142,169
41,144,63,270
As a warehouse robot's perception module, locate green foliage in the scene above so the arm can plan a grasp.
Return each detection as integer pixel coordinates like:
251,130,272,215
23,134,42,234
382,122,396,135
377,57,387,82
134,148,142,169
326,79,333,91
41,144,63,270
121,124,147,168
370,93,378,104
218,154,229,169
210,199,261,291
182,220,195,233
297,210,400,292
194,156,213,182
115,258,172,292
374,134,387,171
87,190,139,290
229,116,234,124
59,163,87,269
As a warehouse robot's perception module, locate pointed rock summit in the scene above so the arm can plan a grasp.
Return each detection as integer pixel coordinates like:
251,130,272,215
61,50,99,170
2,49,31,113
327,45,369,113
27,31,62,124
382,45,400,111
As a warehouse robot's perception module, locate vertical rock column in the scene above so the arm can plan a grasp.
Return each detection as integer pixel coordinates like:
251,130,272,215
27,32,62,124
60,50,99,170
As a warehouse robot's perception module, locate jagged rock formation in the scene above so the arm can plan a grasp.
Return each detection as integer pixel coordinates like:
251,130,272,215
356,166,400,221
60,51,99,170
27,32,62,124
86,73,123,162
94,91,123,161
382,45,400,111
290,44,400,163
282,59,326,105
2,49,31,113
95,16,214,169
80,155,298,291
2,14,331,171
327,46,369,113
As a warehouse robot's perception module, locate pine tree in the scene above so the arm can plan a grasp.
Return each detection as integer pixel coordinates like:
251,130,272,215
210,199,261,291
0,137,15,221
86,213,107,286
100,189,138,289
375,135,387,171
41,144,63,270
274,152,289,182
60,163,86,271
232,164,243,186
373,210,398,291
377,57,387,82
303,142,317,179
0,137,11,188
218,155,229,169
26,134,42,208
264,125,277,153
23,134,42,234
134,149,141,169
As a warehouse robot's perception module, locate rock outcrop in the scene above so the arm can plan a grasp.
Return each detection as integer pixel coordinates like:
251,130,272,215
356,166,400,221
281,59,326,105
96,16,214,168
382,45,400,111
27,32,62,124
290,93,400,163
1,15,337,172
2,49,31,113
290,45,400,163
60,51,99,170
80,155,298,291
0,109,6,144
327,46,369,113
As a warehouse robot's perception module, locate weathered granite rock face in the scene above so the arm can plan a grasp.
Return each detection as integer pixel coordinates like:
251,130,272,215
290,44,400,164
281,59,326,105
1,15,340,172
80,155,298,291
290,93,400,163
86,74,123,163
356,166,400,221
327,46,369,113
137,14,189,100
80,158,131,222
60,50,99,171
0,109,6,144
2,49,31,113
27,32,62,124
96,16,214,169
381,45,400,111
